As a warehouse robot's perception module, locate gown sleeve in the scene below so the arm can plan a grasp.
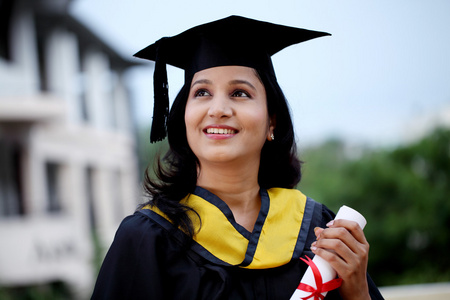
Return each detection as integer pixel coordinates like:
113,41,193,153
91,213,167,300
320,204,384,300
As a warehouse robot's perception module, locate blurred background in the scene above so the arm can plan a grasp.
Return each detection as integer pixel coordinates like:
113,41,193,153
0,0,449,299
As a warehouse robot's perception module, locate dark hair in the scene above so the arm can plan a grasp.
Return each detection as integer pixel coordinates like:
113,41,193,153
141,69,302,237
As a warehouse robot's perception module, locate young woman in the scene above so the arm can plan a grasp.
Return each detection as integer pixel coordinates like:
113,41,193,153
91,16,384,300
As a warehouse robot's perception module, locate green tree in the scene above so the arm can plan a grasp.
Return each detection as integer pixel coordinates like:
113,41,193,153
298,128,450,286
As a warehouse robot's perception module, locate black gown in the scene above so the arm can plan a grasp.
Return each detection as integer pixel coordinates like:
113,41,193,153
91,187,384,300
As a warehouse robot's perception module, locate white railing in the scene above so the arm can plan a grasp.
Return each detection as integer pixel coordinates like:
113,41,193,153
380,282,450,300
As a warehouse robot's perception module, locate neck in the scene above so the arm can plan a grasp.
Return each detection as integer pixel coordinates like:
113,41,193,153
196,159,262,231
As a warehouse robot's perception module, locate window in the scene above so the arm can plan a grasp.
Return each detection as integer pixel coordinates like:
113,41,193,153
86,167,96,230
78,74,90,122
45,162,62,213
36,30,48,91
0,138,24,217
0,0,14,61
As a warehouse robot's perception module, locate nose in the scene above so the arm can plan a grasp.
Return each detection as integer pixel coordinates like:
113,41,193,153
208,95,233,118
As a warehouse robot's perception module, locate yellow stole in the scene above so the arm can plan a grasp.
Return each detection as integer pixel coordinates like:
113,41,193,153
143,187,309,269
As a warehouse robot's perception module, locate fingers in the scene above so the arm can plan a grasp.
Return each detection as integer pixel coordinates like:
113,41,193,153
314,220,368,254
328,219,368,245
311,220,371,299
311,237,352,271
311,220,370,274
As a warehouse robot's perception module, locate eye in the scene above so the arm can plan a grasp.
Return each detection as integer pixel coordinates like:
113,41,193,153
194,89,211,97
231,90,251,98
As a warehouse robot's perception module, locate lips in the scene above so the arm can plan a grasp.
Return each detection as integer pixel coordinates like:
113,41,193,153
203,125,238,136
205,128,236,134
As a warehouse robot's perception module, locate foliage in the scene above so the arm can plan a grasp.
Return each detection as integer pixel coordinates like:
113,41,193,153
0,282,72,300
298,128,450,286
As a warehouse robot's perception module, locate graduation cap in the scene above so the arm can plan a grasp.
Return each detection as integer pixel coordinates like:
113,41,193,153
134,15,330,143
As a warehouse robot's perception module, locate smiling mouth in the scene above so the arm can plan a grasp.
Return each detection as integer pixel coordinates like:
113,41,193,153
205,128,237,134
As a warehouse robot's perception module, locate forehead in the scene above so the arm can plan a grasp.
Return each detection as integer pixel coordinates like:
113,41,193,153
191,65,263,85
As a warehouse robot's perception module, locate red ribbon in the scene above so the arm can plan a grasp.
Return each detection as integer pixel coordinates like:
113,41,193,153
297,256,343,300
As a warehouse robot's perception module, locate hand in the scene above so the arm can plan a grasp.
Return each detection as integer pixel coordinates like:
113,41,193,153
311,219,370,300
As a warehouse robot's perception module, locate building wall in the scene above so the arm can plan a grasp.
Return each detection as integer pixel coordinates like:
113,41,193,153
0,1,141,298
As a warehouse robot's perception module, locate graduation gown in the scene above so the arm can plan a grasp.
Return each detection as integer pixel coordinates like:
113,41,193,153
91,187,384,300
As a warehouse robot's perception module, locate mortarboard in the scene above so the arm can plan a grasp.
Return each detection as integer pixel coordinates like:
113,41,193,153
134,15,330,143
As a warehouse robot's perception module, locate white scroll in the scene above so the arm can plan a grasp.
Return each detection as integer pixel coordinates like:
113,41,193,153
290,205,367,300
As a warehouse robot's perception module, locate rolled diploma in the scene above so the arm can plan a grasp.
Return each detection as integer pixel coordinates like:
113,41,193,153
290,205,367,300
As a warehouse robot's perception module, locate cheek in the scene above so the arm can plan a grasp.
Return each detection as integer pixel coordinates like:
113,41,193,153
248,107,270,135
184,101,195,127
184,102,201,139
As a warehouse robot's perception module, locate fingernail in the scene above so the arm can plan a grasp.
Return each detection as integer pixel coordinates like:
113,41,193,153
311,242,317,251
326,220,334,227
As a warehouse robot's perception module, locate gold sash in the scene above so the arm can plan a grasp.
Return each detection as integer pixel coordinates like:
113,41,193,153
144,188,308,269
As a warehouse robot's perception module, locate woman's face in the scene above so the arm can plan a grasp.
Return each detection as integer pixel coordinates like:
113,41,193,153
185,65,274,167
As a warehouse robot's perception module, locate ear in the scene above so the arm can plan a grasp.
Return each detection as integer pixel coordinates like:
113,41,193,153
267,115,276,141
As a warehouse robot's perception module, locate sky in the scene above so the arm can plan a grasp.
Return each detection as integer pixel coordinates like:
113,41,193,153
70,0,450,148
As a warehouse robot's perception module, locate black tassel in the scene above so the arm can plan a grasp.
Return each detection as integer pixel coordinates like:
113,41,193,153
150,38,169,143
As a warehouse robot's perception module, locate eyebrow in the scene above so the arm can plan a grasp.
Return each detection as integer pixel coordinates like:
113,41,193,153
229,80,257,91
191,79,212,89
190,78,257,91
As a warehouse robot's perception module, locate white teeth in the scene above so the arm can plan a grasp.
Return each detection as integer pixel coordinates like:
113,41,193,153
206,128,236,134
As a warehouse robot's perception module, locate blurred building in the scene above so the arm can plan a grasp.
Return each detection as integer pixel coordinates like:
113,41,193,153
0,0,141,298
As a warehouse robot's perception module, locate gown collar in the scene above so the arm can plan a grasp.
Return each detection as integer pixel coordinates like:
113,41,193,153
192,186,269,240
143,187,315,269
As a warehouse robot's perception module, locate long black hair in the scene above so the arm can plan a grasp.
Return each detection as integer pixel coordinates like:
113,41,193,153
141,69,302,238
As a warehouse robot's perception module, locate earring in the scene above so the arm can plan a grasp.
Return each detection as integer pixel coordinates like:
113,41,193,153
270,133,275,141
